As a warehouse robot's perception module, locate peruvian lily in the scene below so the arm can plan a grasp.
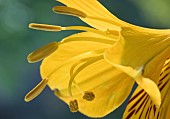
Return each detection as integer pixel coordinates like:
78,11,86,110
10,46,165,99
25,0,170,118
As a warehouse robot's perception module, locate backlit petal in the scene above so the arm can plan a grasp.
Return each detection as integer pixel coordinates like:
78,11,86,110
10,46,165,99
102,60,161,108
42,50,134,117
104,27,170,107
104,27,170,68
40,32,113,83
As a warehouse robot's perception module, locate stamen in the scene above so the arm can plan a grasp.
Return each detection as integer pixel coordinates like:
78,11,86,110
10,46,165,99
69,99,79,112
24,78,48,102
29,23,62,31
68,55,103,97
52,6,87,18
83,91,95,101
69,58,89,95
54,89,79,112
27,42,58,63
29,23,118,39
69,59,95,101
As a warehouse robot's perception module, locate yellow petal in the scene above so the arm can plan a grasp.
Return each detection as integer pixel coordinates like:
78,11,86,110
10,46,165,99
123,58,170,119
143,46,170,84
104,27,170,68
102,60,161,108
60,31,117,44
40,32,112,76
42,50,134,117
103,38,170,110
159,59,170,119
104,26,170,107
57,0,123,31
166,104,170,119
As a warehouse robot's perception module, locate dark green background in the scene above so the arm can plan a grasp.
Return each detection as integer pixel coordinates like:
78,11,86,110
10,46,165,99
0,0,170,119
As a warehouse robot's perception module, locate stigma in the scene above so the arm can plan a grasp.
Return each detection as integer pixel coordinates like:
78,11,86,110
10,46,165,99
69,99,79,112
83,91,95,101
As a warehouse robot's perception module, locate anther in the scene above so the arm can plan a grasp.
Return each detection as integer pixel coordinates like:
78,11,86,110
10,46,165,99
52,6,87,18
29,23,62,31
83,91,95,101
69,99,79,112
27,42,58,63
24,78,48,102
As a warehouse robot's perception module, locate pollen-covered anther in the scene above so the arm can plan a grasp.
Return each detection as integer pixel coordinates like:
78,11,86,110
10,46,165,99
52,6,87,18
24,78,48,102
83,91,95,101
29,23,62,31
27,42,58,63
69,99,79,112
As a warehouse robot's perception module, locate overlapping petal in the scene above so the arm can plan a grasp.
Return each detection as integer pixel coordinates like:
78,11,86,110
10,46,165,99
104,27,170,107
41,50,134,117
40,32,114,85
39,30,135,118
104,27,170,68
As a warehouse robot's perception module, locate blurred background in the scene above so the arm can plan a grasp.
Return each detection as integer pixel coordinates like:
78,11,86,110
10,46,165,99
0,0,170,119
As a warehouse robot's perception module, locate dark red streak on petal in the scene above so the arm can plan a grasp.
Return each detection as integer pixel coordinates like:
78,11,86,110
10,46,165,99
128,89,144,104
128,92,147,112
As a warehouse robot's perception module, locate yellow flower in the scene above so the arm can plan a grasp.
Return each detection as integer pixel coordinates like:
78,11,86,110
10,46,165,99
123,58,170,119
24,0,170,118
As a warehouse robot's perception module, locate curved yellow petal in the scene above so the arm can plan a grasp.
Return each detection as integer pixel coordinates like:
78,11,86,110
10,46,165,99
39,32,134,117
103,27,170,107
104,27,170,68
102,59,161,108
41,50,103,90
166,104,170,119
123,58,170,119
41,50,134,117
40,32,112,80
143,47,170,84
56,70,134,117
57,0,123,31
61,31,117,43
104,28,170,107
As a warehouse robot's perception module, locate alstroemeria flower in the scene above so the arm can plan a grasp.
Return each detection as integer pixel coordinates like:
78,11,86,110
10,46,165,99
123,58,170,119
25,0,170,118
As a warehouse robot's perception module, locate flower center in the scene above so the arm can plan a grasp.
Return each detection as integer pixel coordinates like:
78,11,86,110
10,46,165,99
25,49,104,112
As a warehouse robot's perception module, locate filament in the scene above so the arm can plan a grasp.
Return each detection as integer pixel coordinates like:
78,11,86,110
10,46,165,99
68,55,103,97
